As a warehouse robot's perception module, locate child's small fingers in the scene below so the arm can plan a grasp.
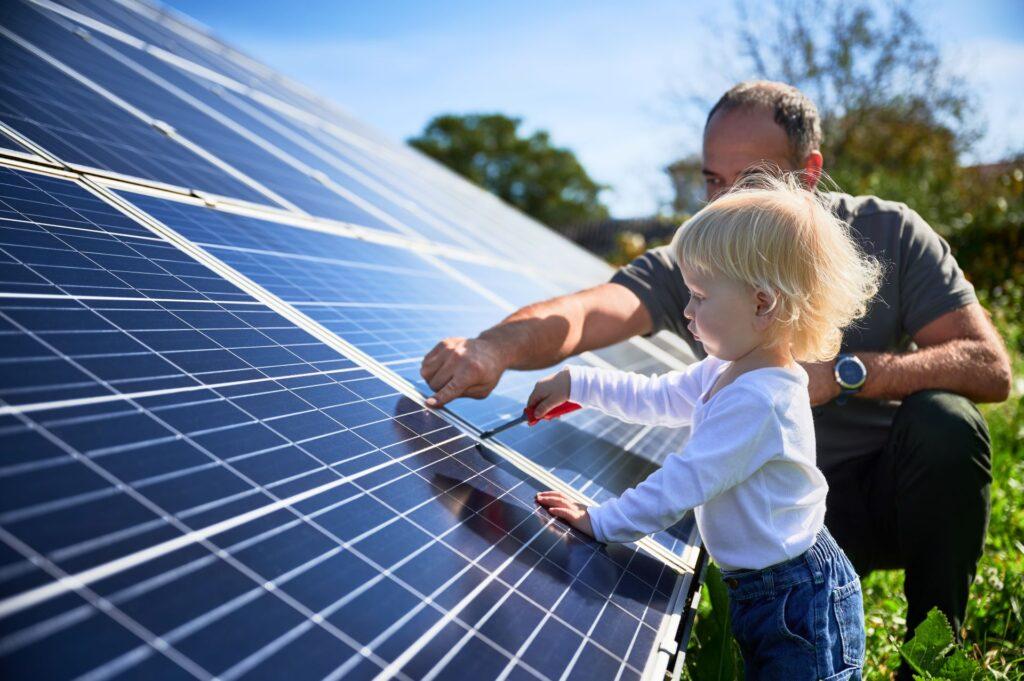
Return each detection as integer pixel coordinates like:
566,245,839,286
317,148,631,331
532,395,565,421
526,384,547,411
547,506,582,524
546,506,571,520
535,490,569,506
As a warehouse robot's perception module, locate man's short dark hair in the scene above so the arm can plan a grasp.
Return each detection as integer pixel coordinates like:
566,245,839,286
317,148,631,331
706,81,823,165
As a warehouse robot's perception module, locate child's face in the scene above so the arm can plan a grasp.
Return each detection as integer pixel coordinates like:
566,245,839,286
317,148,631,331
681,265,766,360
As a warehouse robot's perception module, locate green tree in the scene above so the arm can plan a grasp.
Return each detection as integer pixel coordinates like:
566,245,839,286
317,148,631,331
734,0,980,224
408,113,609,229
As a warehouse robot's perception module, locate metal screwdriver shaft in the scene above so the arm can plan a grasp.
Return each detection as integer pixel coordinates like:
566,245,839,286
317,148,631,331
478,401,582,439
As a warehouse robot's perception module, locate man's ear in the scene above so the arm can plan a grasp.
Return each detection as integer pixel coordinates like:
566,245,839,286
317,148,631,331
802,152,823,188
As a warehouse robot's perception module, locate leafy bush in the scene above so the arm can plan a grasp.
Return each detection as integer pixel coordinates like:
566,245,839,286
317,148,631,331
901,608,984,680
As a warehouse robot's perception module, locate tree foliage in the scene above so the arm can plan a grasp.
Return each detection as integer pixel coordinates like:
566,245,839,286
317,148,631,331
408,113,609,229
736,0,978,215
734,0,1022,300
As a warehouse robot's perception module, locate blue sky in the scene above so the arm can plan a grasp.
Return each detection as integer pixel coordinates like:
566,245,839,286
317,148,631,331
167,0,1024,217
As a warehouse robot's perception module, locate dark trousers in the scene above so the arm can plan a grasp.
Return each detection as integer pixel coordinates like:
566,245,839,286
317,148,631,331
821,391,992,645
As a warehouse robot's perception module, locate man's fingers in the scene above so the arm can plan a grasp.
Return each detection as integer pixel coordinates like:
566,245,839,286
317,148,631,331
463,384,495,399
426,378,465,408
419,340,452,379
425,356,459,392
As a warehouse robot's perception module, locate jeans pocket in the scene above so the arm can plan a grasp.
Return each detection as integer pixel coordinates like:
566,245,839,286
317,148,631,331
832,579,865,668
776,584,817,653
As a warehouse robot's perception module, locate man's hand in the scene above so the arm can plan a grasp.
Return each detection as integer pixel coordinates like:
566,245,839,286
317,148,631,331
421,337,506,407
802,360,841,406
535,490,595,538
526,368,572,420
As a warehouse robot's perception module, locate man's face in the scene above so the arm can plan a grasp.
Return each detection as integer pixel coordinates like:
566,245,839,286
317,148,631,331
701,107,797,201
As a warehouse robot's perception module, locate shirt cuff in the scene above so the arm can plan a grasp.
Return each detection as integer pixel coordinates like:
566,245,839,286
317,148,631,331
588,503,610,543
567,365,599,406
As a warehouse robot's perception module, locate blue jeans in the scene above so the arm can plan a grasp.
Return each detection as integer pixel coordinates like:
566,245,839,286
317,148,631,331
721,527,865,680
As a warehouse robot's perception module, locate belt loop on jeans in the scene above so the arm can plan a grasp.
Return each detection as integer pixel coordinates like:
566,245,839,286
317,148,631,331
762,570,774,596
806,532,826,585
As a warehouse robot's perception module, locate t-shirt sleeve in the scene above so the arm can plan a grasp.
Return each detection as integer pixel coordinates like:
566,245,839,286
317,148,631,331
610,246,693,339
898,207,977,337
568,358,716,427
588,385,781,544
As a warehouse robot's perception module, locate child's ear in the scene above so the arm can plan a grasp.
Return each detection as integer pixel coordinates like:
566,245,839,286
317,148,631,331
753,288,777,331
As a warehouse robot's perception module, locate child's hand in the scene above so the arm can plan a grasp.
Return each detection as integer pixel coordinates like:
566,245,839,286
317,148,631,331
527,368,572,421
535,490,595,538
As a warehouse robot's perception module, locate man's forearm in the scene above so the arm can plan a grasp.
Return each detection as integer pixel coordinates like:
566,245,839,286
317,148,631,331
478,283,653,371
477,296,585,371
857,339,1012,403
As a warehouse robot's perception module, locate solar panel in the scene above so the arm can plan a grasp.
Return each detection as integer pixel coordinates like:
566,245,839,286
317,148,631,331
0,1,703,677
0,26,268,206
108,190,696,550
0,165,685,679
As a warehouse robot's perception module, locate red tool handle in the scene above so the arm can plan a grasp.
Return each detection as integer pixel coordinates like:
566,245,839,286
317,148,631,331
524,401,582,426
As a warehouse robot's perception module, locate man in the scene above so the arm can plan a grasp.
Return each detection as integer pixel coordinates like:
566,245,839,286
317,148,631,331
420,81,1011,648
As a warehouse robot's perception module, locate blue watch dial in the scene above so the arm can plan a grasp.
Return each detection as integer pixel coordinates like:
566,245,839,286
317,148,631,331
837,361,863,385
835,354,867,391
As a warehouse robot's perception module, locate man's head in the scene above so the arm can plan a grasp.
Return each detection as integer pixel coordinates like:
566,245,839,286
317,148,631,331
702,80,824,200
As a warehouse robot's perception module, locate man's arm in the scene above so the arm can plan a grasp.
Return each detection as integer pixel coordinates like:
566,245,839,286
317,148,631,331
421,282,652,406
805,303,1012,405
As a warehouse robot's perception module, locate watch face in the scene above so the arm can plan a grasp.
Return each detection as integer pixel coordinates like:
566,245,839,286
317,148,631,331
837,358,865,388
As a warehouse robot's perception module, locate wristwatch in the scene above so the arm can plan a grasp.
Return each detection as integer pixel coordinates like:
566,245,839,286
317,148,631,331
834,354,867,404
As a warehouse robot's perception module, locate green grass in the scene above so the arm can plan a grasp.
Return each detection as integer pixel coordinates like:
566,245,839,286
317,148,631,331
861,301,1024,680
861,391,1024,679
684,300,1024,680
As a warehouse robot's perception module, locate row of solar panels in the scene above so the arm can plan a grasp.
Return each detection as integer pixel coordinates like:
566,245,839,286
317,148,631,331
0,0,702,679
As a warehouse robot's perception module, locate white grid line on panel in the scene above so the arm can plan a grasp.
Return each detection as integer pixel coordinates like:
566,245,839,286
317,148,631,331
65,23,450,250
0,24,302,215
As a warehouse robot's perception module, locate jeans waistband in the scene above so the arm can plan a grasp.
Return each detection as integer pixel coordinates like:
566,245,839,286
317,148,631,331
720,527,846,600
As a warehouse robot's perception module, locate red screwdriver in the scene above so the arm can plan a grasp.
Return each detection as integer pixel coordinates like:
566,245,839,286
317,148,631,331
478,401,582,440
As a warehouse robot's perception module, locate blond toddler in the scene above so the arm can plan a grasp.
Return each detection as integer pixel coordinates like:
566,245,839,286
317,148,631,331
532,174,881,680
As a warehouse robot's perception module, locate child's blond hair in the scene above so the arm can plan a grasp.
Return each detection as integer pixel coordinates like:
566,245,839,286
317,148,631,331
671,173,882,362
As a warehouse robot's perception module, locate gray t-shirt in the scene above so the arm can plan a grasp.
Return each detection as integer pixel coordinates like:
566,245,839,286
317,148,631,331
610,192,978,468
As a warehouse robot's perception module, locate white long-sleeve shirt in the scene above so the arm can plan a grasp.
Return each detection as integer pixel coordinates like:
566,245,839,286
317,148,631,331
569,356,827,571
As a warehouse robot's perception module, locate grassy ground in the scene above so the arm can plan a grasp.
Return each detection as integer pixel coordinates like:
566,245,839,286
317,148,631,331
861,393,1024,679
684,300,1024,680
859,302,1024,680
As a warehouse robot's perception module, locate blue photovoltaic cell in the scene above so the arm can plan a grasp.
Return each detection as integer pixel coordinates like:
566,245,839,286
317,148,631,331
0,166,683,678
38,0,629,273
0,130,32,156
4,2,400,228
46,0,340,126
269,113,617,286
26,0,496,248
116,190,696,554
0,15,267,205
